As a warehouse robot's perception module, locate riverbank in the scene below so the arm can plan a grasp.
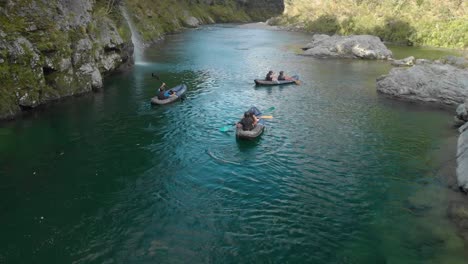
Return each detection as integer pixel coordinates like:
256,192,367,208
268,0,468,49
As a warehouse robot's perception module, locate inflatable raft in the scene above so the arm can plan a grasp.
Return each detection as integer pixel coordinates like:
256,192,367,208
254,75,299,86
236,107,265,140
151,84,187,105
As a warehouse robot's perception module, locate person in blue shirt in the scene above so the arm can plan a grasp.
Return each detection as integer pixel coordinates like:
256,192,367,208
157,83,176,100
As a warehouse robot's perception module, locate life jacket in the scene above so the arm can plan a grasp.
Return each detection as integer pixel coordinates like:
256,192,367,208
265,74,273,81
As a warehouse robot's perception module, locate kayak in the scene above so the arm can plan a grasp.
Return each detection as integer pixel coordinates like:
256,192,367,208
236,107,265,140
150,84,187,105
254,75,299,86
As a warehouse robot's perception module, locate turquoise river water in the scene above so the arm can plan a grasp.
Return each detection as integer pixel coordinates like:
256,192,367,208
0,25,466,263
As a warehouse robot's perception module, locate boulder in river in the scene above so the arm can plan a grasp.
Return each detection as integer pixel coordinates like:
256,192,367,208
302,34,393,60
376,59,468,106
448,202,468,241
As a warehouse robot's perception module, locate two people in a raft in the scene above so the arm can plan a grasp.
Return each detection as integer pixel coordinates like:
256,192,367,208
265,70,293,81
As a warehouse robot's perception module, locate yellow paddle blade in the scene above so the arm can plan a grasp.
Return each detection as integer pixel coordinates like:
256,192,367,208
260,115,273,119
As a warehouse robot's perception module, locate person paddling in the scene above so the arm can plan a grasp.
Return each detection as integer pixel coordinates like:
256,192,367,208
265,70,277,81
278,71,300,84
278,71,293,81
157,83,176,100
237,111,259,131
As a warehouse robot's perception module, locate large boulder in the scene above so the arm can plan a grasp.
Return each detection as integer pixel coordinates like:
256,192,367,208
376,61,468,105
302,34,393,59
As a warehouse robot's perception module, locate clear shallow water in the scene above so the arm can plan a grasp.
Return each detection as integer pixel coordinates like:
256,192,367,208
0,25,466,263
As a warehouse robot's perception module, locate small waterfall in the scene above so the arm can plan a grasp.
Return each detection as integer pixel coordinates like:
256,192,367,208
120,6,144,64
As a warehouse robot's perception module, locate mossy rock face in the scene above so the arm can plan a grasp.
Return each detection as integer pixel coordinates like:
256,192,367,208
0,0,134,119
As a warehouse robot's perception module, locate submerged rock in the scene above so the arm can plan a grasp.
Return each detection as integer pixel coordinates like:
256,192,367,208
376,60,468,105
441,56,468,69
391,56,415,67
302,34,393,60
448,202,468,240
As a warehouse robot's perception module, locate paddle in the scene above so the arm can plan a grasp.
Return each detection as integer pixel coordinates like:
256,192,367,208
219,107,275,132
290,75,301,85
152,73,162,82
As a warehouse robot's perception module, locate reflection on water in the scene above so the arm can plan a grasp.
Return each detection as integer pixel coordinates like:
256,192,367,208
0,24,466,263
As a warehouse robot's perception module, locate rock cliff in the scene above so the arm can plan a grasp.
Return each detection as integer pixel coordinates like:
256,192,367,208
0,0,284,119
0,0,133,119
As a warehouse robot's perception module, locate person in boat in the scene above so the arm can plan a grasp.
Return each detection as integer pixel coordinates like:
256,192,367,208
157,83,176,100
265,70,277,81
278,71,293,81
236,111,259,131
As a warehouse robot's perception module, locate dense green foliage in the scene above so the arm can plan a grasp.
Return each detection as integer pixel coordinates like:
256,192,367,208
272,0,468,49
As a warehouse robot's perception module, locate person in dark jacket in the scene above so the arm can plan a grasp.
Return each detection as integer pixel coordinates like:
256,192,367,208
237,111,259,131
265,70,277,81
